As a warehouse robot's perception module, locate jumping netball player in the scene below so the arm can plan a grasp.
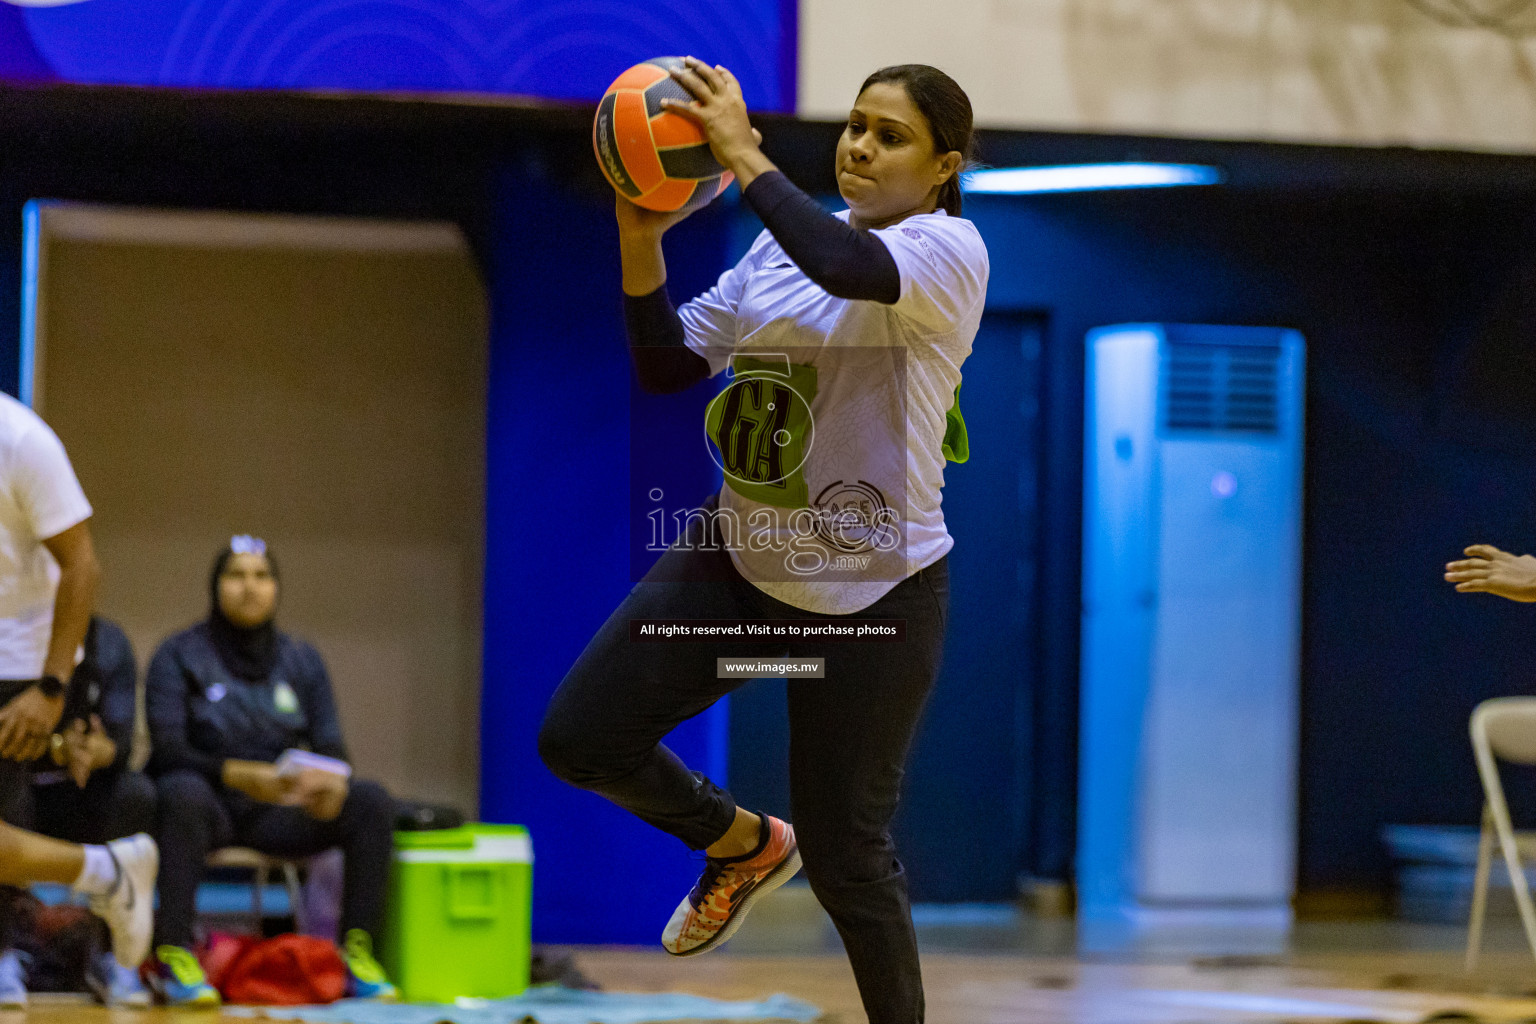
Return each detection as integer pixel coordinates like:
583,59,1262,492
540,62,987,1024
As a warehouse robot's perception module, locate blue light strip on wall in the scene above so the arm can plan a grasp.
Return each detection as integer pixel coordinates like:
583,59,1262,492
962,163,1223,195
19,200,42,408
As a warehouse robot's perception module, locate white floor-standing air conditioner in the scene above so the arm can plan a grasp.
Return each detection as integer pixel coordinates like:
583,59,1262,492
1077,323,1305,949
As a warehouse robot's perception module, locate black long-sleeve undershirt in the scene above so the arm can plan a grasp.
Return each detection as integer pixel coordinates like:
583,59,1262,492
740,171,900,304
623,171,902,394
624,285,710,395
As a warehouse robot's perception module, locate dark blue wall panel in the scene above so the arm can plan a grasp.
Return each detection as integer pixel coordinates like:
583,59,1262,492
0,205,20,399
952,190,1536,892
479,156,742,943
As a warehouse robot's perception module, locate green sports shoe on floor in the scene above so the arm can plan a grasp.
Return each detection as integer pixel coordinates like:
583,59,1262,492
146,945,220,1007
342,929,398,1001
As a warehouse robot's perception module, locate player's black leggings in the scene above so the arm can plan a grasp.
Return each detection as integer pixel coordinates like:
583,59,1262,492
539,492,949,1024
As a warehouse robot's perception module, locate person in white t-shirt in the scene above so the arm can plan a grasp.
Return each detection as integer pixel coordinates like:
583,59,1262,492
0,393,157,995
540,63,986,1024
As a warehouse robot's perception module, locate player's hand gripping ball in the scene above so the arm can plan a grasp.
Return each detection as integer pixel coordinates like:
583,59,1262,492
594,56,735,213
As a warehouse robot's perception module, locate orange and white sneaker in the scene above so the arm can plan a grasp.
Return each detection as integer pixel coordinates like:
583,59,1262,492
662,815,802,956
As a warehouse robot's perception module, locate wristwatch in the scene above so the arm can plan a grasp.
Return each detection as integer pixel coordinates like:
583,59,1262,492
34,675,64,700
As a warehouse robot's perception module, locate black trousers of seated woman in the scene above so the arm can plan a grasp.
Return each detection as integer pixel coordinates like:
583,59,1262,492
151,770,395,949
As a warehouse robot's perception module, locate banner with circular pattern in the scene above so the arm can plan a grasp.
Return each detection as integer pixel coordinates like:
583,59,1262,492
0,0,794,112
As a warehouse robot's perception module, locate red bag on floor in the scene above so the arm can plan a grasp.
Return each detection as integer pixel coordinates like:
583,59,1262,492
200,930,260,991
218,934,347,1005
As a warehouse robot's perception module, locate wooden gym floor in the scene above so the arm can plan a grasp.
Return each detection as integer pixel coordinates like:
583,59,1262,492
13,941,1536,1024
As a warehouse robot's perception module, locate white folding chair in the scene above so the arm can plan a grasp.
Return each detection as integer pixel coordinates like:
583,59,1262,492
1466,697,1536,968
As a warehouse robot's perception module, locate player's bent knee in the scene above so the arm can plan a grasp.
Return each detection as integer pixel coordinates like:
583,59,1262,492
538,679,652,789
537,716,612,789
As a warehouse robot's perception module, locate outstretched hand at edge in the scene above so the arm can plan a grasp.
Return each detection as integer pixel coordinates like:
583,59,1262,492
1445,544,1536,602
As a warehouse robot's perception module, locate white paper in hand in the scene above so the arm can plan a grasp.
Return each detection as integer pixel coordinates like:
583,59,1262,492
274,748,352,779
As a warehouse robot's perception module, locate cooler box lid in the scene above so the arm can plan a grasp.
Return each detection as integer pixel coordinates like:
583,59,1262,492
394,823,532,862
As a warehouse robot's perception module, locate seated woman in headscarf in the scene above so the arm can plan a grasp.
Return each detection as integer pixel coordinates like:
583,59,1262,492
143,536,397,1007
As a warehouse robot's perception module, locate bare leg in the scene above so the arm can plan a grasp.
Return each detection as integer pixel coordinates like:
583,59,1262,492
705,807,762,859
0,821,84,885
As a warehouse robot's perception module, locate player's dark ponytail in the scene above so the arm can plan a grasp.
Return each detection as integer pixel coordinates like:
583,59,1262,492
859,65,975,217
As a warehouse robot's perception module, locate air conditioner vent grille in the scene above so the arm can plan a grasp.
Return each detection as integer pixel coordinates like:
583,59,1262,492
1161,343,1281,434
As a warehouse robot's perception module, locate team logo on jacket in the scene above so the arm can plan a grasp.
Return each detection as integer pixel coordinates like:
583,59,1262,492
811,480,897,553
273,680,299,714
704,354,817,509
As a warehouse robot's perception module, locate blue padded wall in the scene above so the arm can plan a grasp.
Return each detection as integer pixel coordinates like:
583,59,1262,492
480,156,741,944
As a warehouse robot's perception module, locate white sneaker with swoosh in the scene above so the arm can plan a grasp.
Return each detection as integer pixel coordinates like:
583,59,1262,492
87,834,157,969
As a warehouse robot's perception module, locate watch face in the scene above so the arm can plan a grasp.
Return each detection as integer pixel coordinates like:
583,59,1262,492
38,676,63,698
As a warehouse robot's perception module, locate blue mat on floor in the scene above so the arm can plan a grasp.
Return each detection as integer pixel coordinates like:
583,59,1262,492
224,985,822,1023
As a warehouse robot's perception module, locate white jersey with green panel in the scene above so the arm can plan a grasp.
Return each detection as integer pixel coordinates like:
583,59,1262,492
678,208,989,615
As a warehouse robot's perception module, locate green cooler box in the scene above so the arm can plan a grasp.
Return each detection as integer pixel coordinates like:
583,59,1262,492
382,824,533,1002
